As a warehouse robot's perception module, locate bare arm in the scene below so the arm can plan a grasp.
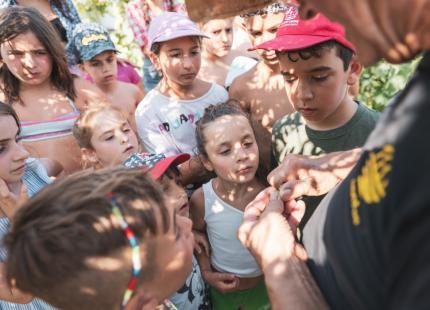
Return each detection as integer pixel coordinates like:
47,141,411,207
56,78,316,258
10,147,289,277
238,188,328,309
268,148,362,201
178,156,213,186
190,188,239,293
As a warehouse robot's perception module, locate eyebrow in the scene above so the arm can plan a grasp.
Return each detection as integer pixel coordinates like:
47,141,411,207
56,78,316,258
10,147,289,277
0,138,10,143
306,66,332,73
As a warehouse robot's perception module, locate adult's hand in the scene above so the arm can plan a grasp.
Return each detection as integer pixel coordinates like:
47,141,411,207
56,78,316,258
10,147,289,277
238,188,306,271
268,149,361,202
0,180,28,219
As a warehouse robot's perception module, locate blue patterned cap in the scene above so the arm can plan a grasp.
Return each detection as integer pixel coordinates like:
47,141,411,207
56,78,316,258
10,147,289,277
72,22,117,61
123,153,190,180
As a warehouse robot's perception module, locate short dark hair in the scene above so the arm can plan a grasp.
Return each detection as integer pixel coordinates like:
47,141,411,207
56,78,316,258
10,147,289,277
277,40,354,71
5,167,169,310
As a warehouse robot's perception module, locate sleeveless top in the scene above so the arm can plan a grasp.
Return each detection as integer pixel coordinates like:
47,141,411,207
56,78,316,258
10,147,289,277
19,97,80,142
0,158,55,309
203,180,262,278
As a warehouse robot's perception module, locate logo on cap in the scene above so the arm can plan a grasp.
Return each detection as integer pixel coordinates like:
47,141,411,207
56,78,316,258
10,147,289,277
281,6,299,26
81,34,109,46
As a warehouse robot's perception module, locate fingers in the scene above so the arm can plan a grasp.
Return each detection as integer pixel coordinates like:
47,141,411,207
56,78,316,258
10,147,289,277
213,273,240,292
279,178,312,201
0,179,10,198
285,199,306,232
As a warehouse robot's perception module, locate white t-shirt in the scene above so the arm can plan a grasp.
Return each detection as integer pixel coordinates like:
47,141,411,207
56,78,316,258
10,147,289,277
135,83,228,156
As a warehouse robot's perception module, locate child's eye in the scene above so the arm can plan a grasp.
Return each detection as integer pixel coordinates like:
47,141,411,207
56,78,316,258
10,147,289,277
9,50,24,56
34,50,48,55
212,30,221,35
191,50,200,56
104,136,114,141
284,76,297,84
243,141,253,148
226,28,232,34
123,128,131,133
220,149,230,155
90,62,101,67
0,145,5,154
169,53,181,58
312,75,329,82
250,31,262,37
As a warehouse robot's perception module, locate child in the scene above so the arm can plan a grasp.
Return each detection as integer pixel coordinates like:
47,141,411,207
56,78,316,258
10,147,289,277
74,106,210,309
0,102,60,308
256,11,379,227
191,101,270,310
123,153,211,309
198,17,245,87
0,7,106,174
73,105,141,169
229,3,294,179
135,12,229,187
4,167,194,310
72,23,144,130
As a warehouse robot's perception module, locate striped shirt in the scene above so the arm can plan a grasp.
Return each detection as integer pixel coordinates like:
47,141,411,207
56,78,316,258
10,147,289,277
0,159,55,309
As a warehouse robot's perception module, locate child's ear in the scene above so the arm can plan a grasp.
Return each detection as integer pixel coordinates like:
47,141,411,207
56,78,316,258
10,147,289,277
81,148,99,168
149,52,162,72
346,56,363,87
78,63,87,74
200,155,214,172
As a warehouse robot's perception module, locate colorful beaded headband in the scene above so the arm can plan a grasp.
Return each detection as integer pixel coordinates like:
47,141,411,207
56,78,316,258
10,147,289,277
240,3,291,18
107,192,142,309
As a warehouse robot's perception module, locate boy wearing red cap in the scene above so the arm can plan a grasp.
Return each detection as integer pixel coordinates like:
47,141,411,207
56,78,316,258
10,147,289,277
255,8,379,227
229,3,295,179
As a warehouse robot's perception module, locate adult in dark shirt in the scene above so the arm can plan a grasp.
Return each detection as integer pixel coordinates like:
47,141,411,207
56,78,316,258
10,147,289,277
238,0,430,309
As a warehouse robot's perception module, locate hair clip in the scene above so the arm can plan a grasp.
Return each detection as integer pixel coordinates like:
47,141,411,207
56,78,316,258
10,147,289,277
107,192,142,309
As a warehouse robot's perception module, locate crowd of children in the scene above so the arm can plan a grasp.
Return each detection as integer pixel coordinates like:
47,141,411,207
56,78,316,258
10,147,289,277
0,1,388,309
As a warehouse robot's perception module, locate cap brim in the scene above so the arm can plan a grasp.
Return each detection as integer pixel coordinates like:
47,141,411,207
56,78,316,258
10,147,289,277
249,35,332,52
81,46,118,61
151,30,210,48
149,153,191,180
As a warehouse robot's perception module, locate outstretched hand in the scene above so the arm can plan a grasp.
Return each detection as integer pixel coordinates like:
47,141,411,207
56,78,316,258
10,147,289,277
238,188,306,271
0,179,28,219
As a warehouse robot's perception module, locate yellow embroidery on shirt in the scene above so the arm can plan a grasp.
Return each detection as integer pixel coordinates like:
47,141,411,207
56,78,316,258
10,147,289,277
350,144,394,226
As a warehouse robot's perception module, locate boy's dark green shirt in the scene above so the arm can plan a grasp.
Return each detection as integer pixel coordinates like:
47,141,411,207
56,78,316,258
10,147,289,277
271,101,380,226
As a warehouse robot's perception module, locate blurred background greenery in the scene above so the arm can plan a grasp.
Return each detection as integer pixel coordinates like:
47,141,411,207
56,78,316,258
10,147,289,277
75,0,419,111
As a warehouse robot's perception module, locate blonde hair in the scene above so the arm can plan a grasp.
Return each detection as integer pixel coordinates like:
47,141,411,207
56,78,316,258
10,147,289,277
73,105,131,168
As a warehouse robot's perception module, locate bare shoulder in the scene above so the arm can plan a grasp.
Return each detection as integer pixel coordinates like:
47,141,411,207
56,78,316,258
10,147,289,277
190,186,205,209
229,68,256,110
73,77,109,108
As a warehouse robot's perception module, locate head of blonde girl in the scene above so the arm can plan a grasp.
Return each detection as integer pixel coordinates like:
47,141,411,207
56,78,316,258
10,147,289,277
73,105,139,169
147,12,208,90
196,101,260,184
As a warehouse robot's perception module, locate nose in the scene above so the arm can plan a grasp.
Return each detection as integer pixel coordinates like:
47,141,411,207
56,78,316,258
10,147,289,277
120,132,129,144
235,144,249,162
221,30,228,43
13,141,29,162
293,79,313,102
182,55,193,70
21,52,36,69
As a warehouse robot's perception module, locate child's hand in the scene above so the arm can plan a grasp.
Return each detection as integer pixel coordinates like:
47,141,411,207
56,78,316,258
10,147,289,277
0,179,28,218
202,270,240,294
193,230,210,256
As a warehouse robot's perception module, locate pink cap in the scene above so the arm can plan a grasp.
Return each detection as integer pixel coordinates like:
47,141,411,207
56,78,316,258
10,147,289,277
250,7,356,53
148,12,209,50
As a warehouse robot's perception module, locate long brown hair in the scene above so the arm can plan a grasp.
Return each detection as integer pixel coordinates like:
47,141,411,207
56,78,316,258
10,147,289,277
0,6,76,105
0,101,21,134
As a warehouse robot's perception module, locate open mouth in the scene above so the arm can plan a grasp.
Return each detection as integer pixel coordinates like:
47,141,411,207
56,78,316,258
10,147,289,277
179,203,190,212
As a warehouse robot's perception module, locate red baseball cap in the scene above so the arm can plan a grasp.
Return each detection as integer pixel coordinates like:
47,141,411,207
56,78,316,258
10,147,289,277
123,153,190,180
250,6,356,53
